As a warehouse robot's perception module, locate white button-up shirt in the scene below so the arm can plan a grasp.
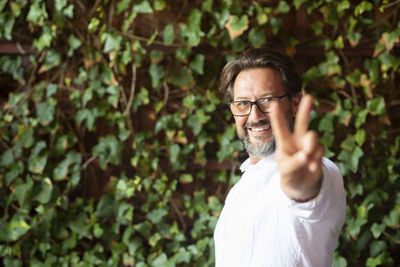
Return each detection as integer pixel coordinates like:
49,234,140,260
214,154,346,267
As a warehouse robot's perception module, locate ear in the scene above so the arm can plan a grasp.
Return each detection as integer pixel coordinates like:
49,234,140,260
291,92,303,117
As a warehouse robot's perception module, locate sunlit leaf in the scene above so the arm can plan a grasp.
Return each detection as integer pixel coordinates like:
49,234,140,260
225,15,248,40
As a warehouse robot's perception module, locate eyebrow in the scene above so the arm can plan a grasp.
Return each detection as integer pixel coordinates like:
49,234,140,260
234,93,274,101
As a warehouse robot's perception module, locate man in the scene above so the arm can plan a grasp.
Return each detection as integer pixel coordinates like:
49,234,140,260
214,48,346,266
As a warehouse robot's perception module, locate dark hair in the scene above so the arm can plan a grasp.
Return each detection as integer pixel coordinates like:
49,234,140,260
219,48,302,100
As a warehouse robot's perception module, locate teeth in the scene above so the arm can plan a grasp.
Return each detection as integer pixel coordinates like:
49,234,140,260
250,126,271,132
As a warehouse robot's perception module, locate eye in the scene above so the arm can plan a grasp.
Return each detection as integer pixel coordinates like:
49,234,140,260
257,97,270,104
234,101,249,110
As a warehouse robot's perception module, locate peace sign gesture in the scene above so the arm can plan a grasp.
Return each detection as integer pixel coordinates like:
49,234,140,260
270,94,324,202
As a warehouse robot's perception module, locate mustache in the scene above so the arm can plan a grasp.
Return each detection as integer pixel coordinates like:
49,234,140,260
243,119,270,129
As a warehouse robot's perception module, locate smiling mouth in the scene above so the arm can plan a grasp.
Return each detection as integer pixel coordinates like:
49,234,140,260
248,125,271,132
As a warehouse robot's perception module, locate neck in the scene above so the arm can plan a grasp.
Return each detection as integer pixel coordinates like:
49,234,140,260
249,156,263,164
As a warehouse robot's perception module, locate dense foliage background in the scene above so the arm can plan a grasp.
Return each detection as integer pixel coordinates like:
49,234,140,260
0,0,399,266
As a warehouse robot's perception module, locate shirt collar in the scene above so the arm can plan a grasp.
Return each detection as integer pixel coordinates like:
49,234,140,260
239,152,275,173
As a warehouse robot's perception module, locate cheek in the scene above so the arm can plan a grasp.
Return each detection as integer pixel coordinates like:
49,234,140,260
234,117,246,128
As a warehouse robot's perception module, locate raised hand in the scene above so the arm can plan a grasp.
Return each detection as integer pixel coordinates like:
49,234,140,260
270,94,324,202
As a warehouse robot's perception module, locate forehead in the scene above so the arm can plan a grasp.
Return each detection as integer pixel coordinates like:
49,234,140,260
233,67,285,100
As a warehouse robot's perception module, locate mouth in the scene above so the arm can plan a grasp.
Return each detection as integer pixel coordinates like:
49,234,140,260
246,125,271,137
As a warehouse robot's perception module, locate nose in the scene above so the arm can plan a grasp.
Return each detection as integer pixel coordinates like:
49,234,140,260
248,103,266,122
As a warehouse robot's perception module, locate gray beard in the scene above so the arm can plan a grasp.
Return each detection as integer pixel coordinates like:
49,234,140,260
241,134,276,157
239,116,294,158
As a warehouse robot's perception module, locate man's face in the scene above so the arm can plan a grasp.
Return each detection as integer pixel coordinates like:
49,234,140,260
232,67,298,158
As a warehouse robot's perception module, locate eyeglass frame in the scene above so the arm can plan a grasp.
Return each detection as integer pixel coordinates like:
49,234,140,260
228,94,289,117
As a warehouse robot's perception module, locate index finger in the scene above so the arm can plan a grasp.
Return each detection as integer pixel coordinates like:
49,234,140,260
294,94,313,136
270,101,294,151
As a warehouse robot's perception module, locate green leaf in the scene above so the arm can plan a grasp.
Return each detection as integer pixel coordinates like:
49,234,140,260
163,24,175,45
18,127,34,148
5,162,24,185
332,252,347,267
63,4,74,18
337,1,350,14
147,208,168,224
276,1,290,14
370,240,387,258
338,146,364,173
269,17,282,35
201,0,212,12
169,144,180,164
55,0,67,11
213,9,230,29
174,247,191,263
311,21,324,35
13,177,34,206
75,108,98,130
183,94,196,110
189,54,204,75
248,28,266,48
149,64,164,88
370,223,385,239
354,108,368,128
355,129,366,146
367,97,386,116
168,68,194,88
33,178,53,204
151,253,168,266
179,174,193,184
67,34,82,57
40,50,61,72
132,87,150,112
92,135,123,169
318,112,334,133
346,31,361,47
187,110,210,135
149,50,164,63
28,153,48,174
341,135,355,151
175,47,192,62
382,207,400,228
134,221,152,236
53,158,69,180
133,0,153,14
26,0,48,26
88,17,100,32
153,0,166,11
104,32,122,52
0,215,31,242
354,1,373,16
37,101,55,125
179,16,204,47
345,69,361,86
225,15,249,40
46,83,57,97
117,0,131,14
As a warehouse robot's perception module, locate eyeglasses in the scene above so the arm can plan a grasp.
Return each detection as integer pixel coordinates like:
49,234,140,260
228,94,289,116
